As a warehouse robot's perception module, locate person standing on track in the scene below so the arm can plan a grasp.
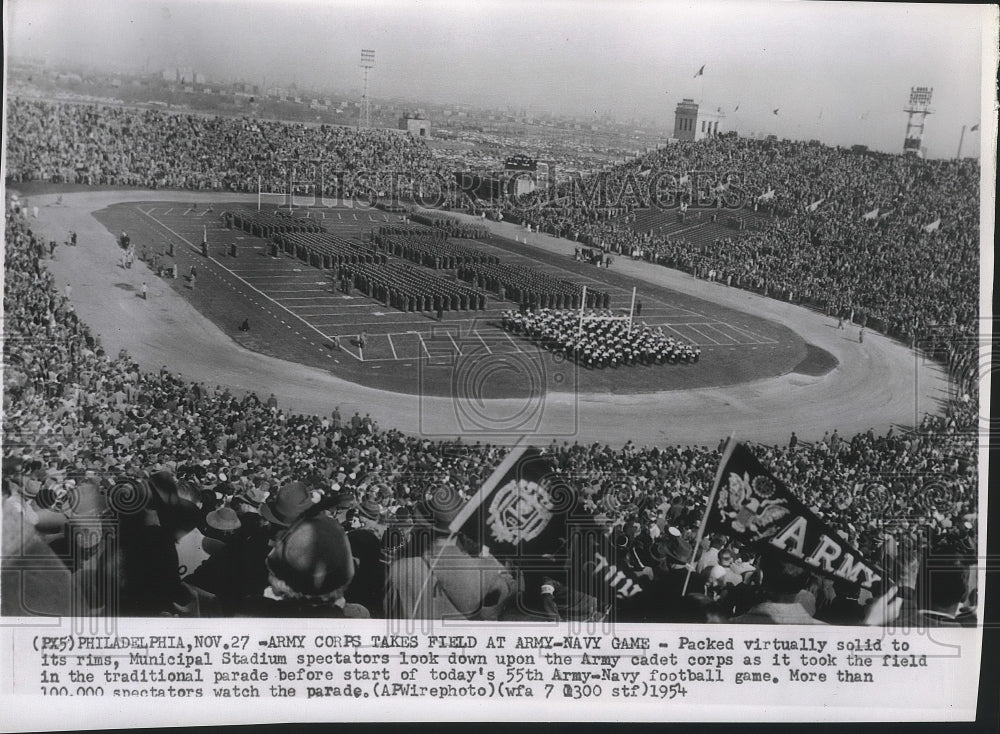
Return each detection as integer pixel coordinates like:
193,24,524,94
141,282,148,300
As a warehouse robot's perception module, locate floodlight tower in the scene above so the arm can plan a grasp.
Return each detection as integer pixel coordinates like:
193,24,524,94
903,86,933,157
359,49,376,129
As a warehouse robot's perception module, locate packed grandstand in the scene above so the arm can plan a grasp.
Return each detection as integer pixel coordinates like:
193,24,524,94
1,98,981,625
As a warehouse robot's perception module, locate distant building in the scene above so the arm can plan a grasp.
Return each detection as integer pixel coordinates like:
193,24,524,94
399,113,431,138
673,99,723,141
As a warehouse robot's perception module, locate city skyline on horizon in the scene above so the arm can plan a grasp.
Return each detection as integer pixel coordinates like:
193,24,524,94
4,0,992,159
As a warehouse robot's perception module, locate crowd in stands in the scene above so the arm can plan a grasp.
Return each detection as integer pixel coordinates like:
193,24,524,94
5,98,446,196
501,308,700,368
509,135,979,395
6,99,978,393
2,198,977,624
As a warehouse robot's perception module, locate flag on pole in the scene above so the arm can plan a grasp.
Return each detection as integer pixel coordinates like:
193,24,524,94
678,173,691,185
862,207,880,220
773,108,780,115
694,64,705,78
449,444,643,606
807,198,824,212
923,218,941,233
697,440,883,593
970,123,979,131
734,103,740,112
758,188,775,201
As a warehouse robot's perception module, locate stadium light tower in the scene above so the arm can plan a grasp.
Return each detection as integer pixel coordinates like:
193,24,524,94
902,86,933,157
359,49,376,129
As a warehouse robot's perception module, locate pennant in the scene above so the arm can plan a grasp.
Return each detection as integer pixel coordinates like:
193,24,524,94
449,445,641,607
734,104,740,112
862,207,879,220
757,189,775,201
694,65,705,78
923,218,941,233
773,108,780,115
701,441,883,592
807,198,824,212
970,124,979,131
678,174,691,186
637,168,651,177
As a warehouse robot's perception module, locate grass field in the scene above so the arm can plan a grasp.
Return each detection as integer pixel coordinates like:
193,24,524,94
93,200,813,398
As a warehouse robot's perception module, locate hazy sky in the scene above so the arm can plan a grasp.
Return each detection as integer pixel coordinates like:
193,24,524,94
4,0,993,157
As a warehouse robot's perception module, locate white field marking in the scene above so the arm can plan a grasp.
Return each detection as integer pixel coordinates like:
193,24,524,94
679,324,722,345
271,296,344,301
501,330,525,353
263,289,332,294
136,207,354,357
446,331,463,356
335,339,362,361
309,317,491,329
415,333,434,359
386,333,399,359
661,323,702,342
698,323,739,345
182,207,193,215
718,321,780,344
475,332,493,354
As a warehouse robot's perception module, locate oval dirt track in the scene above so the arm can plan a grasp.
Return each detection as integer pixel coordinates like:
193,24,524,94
21,189,950,447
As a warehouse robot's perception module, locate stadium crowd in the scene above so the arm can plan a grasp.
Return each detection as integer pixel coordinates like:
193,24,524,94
511,135,979,394
4,98,446,196
2,199,978,625
501,308,700,368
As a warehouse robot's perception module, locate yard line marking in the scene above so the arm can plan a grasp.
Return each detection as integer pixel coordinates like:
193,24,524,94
415,333,433,359
661,323,699,342
386,333,399,359
272,296,344,301
684,325,722,345
475,332,493,354
699,323,739,345
446,331,463,356
501,331,525,353
163,208,174,215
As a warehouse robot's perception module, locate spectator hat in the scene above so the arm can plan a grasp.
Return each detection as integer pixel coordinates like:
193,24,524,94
205,506,242,533
266,516,354,596
239,485,269,506
653,526,693,565
260,481,314,527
